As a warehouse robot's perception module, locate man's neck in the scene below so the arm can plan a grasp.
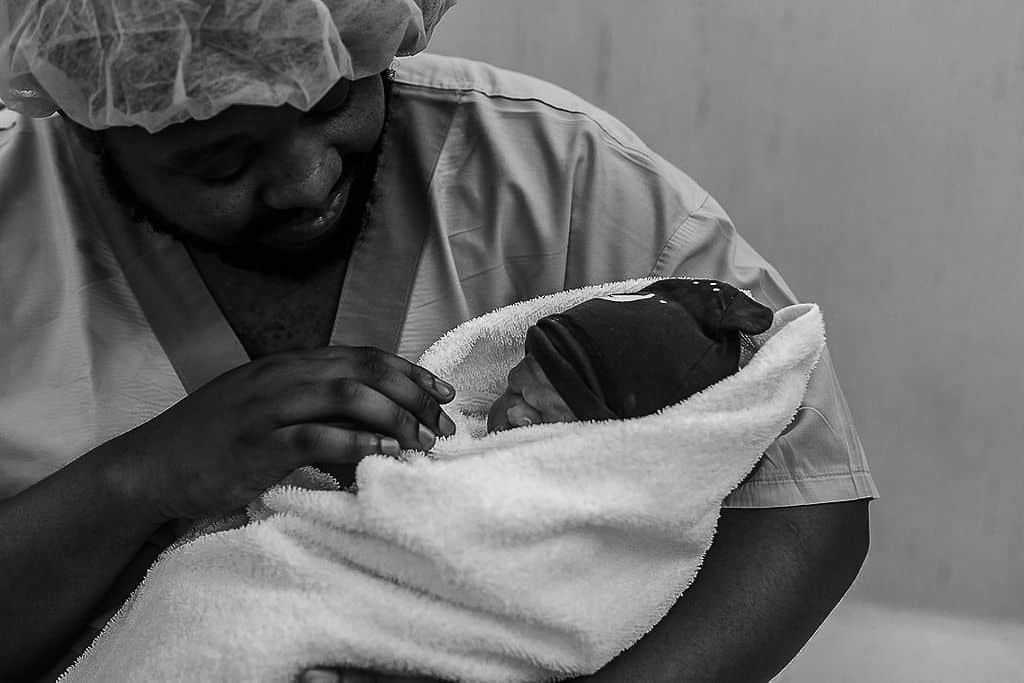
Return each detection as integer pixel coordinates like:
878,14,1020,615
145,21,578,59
187,244,350,358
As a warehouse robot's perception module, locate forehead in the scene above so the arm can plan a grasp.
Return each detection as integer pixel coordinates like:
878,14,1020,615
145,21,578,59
98,76,356,165
104,103,297,158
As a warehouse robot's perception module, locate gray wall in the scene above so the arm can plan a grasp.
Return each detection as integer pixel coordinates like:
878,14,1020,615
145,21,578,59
429,1,1024,623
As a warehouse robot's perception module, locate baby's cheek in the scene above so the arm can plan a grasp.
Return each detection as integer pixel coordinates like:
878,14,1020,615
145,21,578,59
487,392,515,433
487,390,545,433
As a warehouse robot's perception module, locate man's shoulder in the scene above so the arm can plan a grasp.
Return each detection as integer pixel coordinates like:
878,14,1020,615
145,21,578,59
392,53,652,153
393,53,591,109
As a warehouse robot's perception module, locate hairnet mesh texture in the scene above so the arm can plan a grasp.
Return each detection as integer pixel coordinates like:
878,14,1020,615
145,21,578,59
0,0,455,131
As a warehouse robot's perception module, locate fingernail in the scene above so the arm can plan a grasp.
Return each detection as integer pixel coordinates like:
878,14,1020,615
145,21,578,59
418,423,436,450
439,412,457,436
434,377,455,399
381,437,401,457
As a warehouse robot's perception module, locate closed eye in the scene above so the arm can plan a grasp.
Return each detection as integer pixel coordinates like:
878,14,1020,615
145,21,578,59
193,152,253,184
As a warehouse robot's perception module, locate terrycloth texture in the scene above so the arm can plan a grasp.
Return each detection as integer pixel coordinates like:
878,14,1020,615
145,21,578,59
59,277,826,683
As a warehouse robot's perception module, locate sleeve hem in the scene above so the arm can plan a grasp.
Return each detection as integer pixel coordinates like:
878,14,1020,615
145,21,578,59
723,471,880,509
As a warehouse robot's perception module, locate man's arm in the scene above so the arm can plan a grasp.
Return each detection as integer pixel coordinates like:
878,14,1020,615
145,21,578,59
582,500,870,683
0,442,169,681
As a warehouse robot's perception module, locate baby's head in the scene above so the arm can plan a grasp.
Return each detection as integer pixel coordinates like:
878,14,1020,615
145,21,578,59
487,279,774,433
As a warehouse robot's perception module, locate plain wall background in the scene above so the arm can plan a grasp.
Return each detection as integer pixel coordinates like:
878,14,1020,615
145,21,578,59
428,0,1024,626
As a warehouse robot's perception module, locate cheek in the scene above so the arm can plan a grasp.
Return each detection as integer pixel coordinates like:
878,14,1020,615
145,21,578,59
164,184,256,237
487,391,516,433
133,171,259,241
324,76,386,154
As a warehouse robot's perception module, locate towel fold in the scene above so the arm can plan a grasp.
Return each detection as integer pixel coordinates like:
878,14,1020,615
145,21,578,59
59,277,826,683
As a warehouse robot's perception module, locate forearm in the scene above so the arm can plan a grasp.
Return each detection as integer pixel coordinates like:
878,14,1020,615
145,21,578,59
582,501,870,682
0,439,169,679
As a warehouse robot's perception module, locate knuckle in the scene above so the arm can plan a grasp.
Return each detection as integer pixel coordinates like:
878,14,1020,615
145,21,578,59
360,347,383,373
237,393,272,424
412,364,435,386
413,387,439,418
392,405,420,437
356,432,383,456
332,431,361,459
249,353,293,381
329,376,362,402
288,424,323,454
360,347,391,383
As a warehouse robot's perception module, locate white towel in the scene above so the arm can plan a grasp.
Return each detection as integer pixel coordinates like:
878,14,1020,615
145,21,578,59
59,277,826,683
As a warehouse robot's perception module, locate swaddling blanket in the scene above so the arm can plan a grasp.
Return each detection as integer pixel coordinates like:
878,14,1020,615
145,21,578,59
59,277,826,683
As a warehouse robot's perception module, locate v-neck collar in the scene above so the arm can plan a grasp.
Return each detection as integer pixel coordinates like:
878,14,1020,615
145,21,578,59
328,80,454,355
79,82,455,394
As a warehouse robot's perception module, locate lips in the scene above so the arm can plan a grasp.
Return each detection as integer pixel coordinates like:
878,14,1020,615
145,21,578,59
255,174,355,251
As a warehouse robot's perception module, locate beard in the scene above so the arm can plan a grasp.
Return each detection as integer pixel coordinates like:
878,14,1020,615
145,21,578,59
89,74,392,280
95,142,383,280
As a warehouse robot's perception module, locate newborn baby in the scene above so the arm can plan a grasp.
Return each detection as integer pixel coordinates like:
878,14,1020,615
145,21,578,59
487,278,775,433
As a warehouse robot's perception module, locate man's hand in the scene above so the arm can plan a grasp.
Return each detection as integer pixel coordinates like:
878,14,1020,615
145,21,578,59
487,353,576,432
113,345,458,521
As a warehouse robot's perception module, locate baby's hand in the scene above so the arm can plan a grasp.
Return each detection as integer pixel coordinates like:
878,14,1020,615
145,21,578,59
486,354,576,433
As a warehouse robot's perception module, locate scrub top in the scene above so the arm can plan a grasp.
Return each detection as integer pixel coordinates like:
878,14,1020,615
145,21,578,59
0,53,878,509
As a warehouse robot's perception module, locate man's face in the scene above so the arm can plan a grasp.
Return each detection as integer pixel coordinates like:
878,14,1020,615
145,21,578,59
97,74,387,275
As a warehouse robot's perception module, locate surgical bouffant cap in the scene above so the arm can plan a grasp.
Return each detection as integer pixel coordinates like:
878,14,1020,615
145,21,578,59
0,0,456,132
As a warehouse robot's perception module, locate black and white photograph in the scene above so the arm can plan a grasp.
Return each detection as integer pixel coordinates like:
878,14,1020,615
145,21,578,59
0,1,1020,681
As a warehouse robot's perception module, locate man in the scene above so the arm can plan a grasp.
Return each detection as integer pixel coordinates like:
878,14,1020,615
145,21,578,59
0,1,877,681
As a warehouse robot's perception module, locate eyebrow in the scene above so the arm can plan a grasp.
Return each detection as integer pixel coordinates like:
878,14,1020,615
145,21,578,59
166,133,254,169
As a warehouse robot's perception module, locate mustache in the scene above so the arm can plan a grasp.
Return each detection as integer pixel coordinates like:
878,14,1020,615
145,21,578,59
243,153,372,238
94,133,379,278
244,208,308,238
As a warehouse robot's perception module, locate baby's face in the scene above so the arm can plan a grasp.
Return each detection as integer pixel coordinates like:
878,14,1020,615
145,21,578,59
486,354,577,433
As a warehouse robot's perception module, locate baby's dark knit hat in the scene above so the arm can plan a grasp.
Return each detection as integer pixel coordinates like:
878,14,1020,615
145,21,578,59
524,279,775,421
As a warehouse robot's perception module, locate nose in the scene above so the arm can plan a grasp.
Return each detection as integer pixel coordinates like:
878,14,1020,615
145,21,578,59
258,130,342,212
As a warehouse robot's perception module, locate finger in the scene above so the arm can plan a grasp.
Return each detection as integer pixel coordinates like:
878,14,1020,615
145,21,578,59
287,380,447,451
290,346,456,404
269,356,457,442
275,423,402,466
506,396,544,427
507,356,576,422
